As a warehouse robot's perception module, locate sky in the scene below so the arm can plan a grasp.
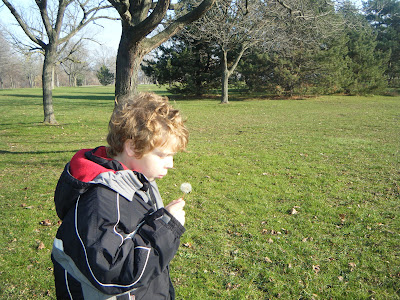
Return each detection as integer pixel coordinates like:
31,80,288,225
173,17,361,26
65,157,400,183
0,0,122,54
0,0,364,55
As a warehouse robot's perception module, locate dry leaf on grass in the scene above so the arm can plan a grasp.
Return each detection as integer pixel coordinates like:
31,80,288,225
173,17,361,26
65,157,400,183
349,262,356,271
313,265,320,274
37,241,45,250
183,242,192,248
40,219,52,226
226,283,240,290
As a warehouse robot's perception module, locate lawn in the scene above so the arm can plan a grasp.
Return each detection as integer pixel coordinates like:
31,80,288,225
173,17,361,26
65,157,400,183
0,86,399,299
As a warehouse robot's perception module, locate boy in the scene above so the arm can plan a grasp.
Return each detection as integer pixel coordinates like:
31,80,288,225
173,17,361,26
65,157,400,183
51,93,189,299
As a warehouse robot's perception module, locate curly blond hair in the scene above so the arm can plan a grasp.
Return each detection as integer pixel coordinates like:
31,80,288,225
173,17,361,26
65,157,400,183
107,93,188,158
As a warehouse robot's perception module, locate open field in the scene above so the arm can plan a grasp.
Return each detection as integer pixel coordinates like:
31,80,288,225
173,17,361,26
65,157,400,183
0,86,399,299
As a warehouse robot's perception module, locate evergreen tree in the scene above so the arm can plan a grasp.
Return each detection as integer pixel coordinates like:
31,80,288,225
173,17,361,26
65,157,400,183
345,26,388,94
238,51,273,92
340,2,389,94
96,65,114,86
142,36,220,96
312,34,353,94
239,34,352,96
364,0,400,87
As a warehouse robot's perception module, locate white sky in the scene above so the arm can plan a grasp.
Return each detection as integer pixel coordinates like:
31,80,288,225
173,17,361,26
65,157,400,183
0,0,363,55
0,0,122,53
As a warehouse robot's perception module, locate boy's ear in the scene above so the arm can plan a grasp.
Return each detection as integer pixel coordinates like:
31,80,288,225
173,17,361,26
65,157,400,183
124,139,136,157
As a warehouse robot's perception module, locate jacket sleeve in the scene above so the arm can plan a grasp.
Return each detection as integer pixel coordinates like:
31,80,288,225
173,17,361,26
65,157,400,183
67,185,185,295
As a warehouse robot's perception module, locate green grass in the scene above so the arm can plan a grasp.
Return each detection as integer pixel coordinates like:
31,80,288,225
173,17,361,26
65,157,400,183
0,86,399,299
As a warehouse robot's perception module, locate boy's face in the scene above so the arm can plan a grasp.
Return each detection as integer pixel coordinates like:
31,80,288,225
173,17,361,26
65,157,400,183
126,139,176,181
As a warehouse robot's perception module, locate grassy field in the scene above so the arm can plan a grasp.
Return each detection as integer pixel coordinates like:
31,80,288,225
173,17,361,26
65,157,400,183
0,86,399,299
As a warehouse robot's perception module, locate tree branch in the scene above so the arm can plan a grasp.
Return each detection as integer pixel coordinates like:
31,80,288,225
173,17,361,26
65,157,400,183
144,0,216,51
2,0,46,48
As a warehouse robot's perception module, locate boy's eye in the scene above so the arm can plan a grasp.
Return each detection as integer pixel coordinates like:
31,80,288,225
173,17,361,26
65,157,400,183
157,152,170,158
159,153,175,159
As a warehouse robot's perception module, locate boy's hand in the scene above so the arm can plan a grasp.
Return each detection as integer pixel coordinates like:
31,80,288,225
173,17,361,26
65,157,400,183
165,198,186,226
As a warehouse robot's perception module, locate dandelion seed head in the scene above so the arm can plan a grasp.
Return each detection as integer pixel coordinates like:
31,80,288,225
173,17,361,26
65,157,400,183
180,182,192,194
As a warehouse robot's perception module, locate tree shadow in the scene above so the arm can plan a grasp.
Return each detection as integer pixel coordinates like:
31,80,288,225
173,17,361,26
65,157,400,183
54,94,114,101
0,150,79,155
3,94,42,99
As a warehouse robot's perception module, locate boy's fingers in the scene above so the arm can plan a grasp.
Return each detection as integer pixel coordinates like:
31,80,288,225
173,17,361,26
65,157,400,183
173,199,185,209
165,199,185,212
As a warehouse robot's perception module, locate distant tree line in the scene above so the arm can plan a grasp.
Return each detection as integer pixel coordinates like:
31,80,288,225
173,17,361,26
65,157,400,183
0,29,115,89
143,0,400,99
0,28,154,89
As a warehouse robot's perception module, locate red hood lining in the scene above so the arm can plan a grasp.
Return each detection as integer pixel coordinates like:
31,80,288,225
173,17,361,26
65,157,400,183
69,147,128,182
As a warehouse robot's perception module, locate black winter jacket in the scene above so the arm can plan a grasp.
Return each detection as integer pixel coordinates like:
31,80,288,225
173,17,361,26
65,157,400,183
51,147,185,300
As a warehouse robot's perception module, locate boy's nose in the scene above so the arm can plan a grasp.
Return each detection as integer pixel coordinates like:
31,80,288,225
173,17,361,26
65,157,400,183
165,156,174,169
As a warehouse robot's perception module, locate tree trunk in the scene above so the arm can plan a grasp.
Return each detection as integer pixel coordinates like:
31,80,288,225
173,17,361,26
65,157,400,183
220,46,246,104
221,69,229,104
51,67,55,90
115,37,146,105
221,49,229,104
42,47,57,124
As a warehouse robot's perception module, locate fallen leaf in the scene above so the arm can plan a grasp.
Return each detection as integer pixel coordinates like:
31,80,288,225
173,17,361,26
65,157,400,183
339,214,346,224
313,265,320,274
348,262,356,271
226,283,240,290
183,242,192,248
37,241,45,250
302,237,314,242
290,208,299,215
265,256,273,263
40,219,52,226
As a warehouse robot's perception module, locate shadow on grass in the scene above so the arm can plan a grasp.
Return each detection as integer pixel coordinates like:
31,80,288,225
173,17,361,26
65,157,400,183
0,122,44,127
0,150,79,155
55,94,114,101
2,94,42,99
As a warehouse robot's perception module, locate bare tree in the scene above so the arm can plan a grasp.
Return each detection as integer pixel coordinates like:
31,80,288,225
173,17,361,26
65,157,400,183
1,0,114,124
23,52,42,88
92,45,117,75
109,0,216,104
0,30,11,89
0,29,25,88
188,0,341,103
59,40,90,86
